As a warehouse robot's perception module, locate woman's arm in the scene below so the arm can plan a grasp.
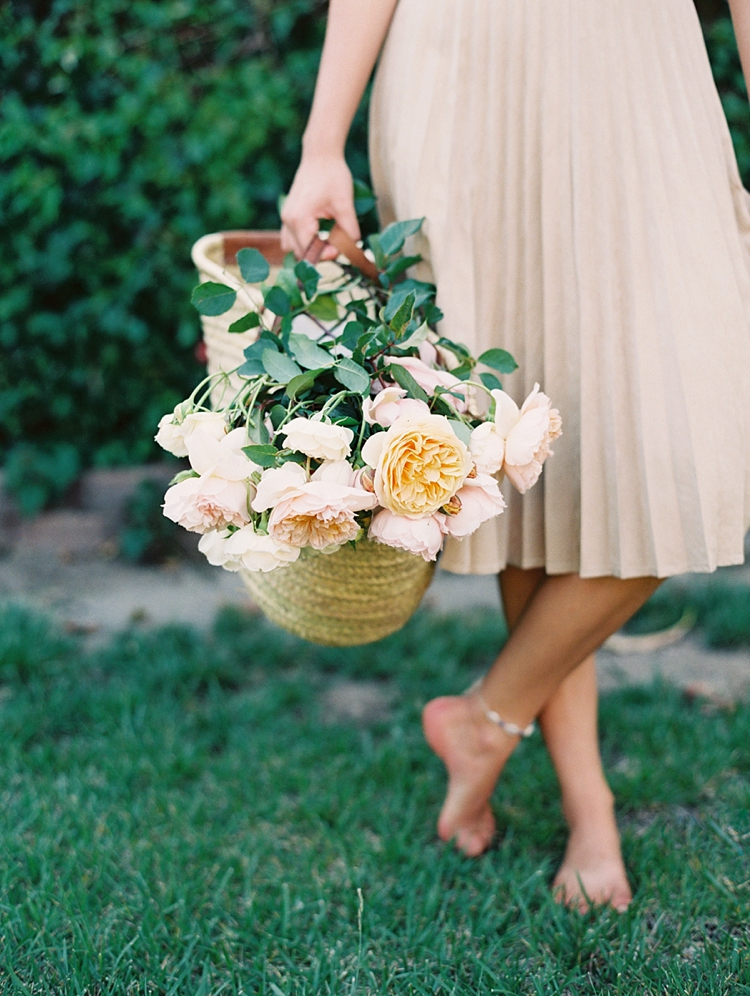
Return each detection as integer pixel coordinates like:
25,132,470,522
280,0,399,257
728,0,750,95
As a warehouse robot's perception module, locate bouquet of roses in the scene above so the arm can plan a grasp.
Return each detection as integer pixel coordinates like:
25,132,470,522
155,218,561,573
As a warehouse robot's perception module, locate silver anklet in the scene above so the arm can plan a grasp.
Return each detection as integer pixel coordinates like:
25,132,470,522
466,680,536,738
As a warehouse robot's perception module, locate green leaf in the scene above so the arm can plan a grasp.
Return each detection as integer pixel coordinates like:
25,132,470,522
286,369,321,399
228,312,260,334
340,321,364,351
353,179,377,216
287,332,335,370
191,282,237,316
261,349,302,384
437,336,471,360
382,254,422,286
307,293,339,321
264,286,291,316
387,362,430,402
274,267,303,308
449,420,472,446
399,321,430,350
237,247,270,284
367,232,386,270
379,218,424,257
246,417,270,445
242,444,278,468
388,291,416,336
479,371,503,393
478,348,518,374
294,260,320,300
424,303,444,325
450,360,474,381
269,405,287,430
334,359,371,394
169,469,199,486
239,336,278,375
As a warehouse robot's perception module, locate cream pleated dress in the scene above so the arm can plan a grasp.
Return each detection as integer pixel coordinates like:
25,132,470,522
369,0,750,579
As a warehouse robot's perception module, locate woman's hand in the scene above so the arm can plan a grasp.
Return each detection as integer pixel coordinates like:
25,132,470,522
280,154,360,260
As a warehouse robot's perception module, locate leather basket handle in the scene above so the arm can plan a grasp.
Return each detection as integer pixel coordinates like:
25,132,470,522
304,223,380,282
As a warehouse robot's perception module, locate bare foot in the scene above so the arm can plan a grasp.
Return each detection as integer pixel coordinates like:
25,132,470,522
422,694,518,856
552,797,632,913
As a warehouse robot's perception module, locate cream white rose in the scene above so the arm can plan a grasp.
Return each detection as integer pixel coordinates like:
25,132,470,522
222,524,300,572
282,417,354,462
187,427,259,485
469,421,506,475
155,409,227,457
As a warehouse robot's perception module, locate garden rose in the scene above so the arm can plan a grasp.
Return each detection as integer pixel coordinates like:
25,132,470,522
440,474,507,538
282,416,354,461
186,426,259,484
469,421,506,475
163,475,251,533
368,508,446,561
222,524,300,572
387,356,469,412
362,414,472,517
492,385,562,493
363,387,431,427
197,528,235,567
252,460,376,550
155,410,227,457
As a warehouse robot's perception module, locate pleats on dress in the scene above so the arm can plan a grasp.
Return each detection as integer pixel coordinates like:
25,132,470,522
369,0,750,578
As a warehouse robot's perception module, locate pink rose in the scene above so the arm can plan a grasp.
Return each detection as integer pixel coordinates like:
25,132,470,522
387,356,469,412
469,421,506,475
163,475,251,533
492,384,562,494
269,480,376,551
440,474,506,539
186,427,259,483
222,524,300,572
363,387,431,427
368,508,446,561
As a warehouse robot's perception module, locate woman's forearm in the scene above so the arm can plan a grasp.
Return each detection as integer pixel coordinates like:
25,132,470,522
302,0,399,157
728,0,750,96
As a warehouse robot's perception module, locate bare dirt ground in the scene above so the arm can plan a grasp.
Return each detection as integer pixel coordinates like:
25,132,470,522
1,467,749,703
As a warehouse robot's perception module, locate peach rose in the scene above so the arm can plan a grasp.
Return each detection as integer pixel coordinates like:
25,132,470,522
163,475,251,533
252,460,376,550
387,356,469,412
363,387,431,427
440,474,507,539
492,385,562,494
362,414,471,518
368,508,446,561
281,416,353,462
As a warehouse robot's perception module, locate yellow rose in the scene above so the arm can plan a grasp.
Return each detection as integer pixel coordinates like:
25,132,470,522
361,414,472,517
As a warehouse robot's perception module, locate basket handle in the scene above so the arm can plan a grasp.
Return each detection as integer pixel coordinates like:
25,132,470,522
304,223,380,282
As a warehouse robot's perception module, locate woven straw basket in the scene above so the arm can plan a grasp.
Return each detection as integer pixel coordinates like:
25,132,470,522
191,230,435,646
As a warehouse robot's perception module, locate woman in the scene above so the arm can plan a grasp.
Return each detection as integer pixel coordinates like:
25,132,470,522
280,0,750,912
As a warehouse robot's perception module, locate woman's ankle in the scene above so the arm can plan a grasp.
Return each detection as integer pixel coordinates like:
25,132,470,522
561,780,616,831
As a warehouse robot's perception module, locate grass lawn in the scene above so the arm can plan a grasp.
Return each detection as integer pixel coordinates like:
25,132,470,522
0,600,748,995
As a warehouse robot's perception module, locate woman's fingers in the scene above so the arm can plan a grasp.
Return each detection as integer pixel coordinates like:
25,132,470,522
279,155,361,261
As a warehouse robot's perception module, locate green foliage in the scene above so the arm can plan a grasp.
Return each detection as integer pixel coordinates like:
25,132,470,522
0,0,357,477
2,441,80,515
0,601,748,991
705,15,750,182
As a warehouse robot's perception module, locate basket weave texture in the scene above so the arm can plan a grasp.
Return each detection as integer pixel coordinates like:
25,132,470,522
243,540,434,646
192,230,435,646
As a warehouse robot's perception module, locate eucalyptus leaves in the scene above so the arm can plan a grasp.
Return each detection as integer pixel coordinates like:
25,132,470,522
156,217,561,569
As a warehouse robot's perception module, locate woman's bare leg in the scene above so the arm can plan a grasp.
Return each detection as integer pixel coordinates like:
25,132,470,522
422,571,661,859
500,566,631,910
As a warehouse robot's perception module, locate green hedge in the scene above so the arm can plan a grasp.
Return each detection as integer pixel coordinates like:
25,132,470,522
0,1,747,509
